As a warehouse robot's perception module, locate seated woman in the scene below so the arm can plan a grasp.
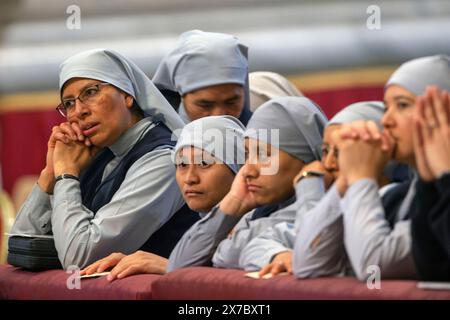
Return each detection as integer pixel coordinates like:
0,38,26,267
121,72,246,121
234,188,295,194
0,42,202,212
152,30,252,125
411,86,450,281
9,48,197,269
168,96,328,271
239,101,386,276
249,71,303,112
331,55,450,280
81,115,246,280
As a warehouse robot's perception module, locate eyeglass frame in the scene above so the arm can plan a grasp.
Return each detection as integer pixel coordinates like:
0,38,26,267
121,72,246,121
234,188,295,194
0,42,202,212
56,82,110,118
321,143,339,160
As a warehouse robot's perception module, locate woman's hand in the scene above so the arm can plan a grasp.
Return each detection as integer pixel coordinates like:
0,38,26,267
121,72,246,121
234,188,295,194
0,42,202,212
38,122,91,193
258,251,292,277
219,167,258,217
80,252,126,276
414,86,450,180
53,140,99,177
333,121,391,186
106,251,168,281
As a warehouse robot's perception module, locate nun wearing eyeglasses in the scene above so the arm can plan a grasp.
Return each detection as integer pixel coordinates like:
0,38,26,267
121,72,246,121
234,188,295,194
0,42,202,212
152,30,252,126
167,97,327,271
10,48,199,269
239,101,386,277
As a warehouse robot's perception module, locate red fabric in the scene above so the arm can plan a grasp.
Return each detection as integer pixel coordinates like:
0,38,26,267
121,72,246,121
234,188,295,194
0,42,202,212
2,264,450,300
0,264,159,300
305,86,385,119
152,267,450,300
0,110,62,193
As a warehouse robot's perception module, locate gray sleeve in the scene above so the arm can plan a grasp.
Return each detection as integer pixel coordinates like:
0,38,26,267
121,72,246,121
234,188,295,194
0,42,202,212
239,221,295,271
238,177,325,271
167,206,241,272
293,184,347,278
10,184,53,235
294,176,326,227
51,149,185,269
341,179,417,281
213,178,325,270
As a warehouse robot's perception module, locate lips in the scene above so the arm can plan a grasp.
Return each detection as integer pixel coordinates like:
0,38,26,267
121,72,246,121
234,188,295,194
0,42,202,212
184,189,204,197
81,122,100,136
247,184,262,192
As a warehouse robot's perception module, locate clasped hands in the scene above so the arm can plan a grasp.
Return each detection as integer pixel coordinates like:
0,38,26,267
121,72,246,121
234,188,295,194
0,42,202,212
38,121,99,193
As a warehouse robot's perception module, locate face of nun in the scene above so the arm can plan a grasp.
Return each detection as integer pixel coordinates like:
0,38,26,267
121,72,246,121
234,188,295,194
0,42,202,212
182,83,245,121
321,125,340,179
382,85,416,166
242,138,305,205
62,78,138,148
175,146,235,213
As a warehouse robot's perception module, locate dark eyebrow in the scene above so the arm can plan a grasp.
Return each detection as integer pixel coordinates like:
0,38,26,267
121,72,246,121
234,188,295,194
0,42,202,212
224,95,240,103
393,95,415,103
62,81,100,100
194,98,215,103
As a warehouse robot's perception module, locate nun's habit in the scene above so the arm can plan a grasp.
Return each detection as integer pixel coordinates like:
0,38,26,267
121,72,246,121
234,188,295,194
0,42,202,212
240,101,387,273
152,30,252,125
10,49,193,269
340,55,450,281
249,71,303,112
173,115,246,176
167,97,327,271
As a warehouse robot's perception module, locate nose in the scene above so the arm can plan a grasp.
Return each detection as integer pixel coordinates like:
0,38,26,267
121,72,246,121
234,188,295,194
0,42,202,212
242,162,259,181
70,99,90,119
184,165,200,185
323,148,338,171
381,108,394,129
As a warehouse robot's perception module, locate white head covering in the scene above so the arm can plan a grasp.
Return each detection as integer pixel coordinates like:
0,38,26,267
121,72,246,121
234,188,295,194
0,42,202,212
385,55,450,95
152,30,252,125
245,97,327,163
174,115,245,174
328,101,385,127
249,71,303,112
59,48,185,133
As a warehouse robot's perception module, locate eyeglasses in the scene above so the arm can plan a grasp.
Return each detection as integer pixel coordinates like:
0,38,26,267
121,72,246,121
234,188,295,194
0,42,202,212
321,144,339,159
56,82,110,118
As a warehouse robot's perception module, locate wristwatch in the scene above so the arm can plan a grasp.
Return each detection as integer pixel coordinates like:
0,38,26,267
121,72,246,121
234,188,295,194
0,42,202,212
295,171,324,184
55,173,79,183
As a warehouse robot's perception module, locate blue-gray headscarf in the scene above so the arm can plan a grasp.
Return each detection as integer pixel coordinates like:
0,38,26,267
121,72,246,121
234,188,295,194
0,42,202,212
152,30,252,125
174,115,245,174
245,97,328,163
328,101,385,127
59,48,185,133
385,55,450,95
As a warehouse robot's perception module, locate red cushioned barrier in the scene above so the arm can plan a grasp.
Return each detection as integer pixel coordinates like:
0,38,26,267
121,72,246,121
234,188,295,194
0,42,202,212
0,264,159,300
2,264,449,300
151,267,450,300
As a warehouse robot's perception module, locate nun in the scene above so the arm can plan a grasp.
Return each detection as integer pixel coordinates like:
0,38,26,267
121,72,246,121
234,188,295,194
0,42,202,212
80,115,246,279
249,71,303,112
167,96,327,271
10,48,199,269
331,55,450,281
239,101,386,276
152,30,252,125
